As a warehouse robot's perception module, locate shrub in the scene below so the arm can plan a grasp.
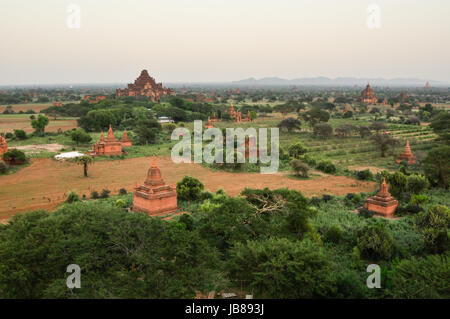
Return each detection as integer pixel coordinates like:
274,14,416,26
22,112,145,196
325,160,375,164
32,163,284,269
322,194,334,202
178,214,194,231
317,160,336,174
389,254,450,298
357,223,395,260
291,159,309,177
163,123,177,132
5,132,13,139
324,226,343,244
2,149,26,164
397,204,423,216
13,129,27,139
358,207,375,218
65,191,80,204
118,188,128,195
313,123,333,138
227,238,337,298
414,205,450,254
356,169,374,181
288,142,307,159
115,199,126,208
406,174,429,195
90,191,100,199
100,189,111,199
410,194,429,206
176,176,204,201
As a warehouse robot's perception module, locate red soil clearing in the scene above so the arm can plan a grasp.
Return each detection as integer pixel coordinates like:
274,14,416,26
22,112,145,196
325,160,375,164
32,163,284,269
0,156,377,220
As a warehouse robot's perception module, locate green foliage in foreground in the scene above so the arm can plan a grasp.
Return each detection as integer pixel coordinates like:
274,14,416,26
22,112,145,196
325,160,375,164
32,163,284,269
0,202,219,298
0,186,448,299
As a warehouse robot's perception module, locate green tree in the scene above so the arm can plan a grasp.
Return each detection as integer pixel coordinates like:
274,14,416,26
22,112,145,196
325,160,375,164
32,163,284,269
423,146,450,189
70,128,92,145
75,155,94,177
288,142,307,158
134,119,161,145
277,117,302,132
176,176,204,201
227,238,337,298
302,107,330,127
389,253,450,298
430,111,450,144
415,204,450,254
313,123,333,138
31,114,49,136
371,133,398,157
356,222,395,260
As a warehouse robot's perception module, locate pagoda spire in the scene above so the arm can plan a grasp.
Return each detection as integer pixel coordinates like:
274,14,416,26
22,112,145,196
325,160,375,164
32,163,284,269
106,125,117,142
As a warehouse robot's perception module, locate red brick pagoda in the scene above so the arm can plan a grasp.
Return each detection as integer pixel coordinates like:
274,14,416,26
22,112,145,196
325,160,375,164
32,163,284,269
120,130,132,147
0,135,8,156
88,125,123,156
116,69,174,101
133,156,178,216
396,140,417,165
364,179,398,218
360,84,378,104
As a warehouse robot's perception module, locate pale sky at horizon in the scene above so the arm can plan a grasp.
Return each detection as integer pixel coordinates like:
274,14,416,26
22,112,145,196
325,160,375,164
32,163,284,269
1,0,449,85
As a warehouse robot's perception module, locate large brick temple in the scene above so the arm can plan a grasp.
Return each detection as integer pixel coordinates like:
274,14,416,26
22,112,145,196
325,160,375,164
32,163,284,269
364,179,398,218
359,84,378,104
133,156,178,216
116,69,174,101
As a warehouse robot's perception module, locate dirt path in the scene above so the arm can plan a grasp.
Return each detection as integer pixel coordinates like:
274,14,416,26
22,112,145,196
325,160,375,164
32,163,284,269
0,156,376,219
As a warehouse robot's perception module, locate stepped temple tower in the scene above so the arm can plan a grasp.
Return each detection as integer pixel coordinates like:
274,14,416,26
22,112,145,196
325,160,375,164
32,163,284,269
396,140,417,165
116,69,174,101
0,135,8,156
364,179,398,218
89,125,128,156
360,84,378,104
133,156,178,216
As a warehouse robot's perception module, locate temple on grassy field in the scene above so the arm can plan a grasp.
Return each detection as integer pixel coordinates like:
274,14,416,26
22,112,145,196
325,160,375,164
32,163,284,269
133,156,178,216
396,140,417,165
0,135,8,156
364,179,398,218
88,125,131,156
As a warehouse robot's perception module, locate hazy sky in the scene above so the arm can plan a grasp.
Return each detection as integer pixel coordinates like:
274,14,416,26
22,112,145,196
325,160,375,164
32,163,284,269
1,0,449,85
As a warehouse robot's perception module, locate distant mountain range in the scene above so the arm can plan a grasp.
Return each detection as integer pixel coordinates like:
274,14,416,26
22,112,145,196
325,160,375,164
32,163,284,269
230,77,449,87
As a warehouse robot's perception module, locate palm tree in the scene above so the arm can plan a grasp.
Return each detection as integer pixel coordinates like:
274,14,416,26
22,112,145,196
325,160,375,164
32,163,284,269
75,155,94,177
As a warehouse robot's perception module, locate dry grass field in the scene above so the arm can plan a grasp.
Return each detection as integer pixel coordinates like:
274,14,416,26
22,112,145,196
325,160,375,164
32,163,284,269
0,114,78,133
0,156,377,220
0,103,51,113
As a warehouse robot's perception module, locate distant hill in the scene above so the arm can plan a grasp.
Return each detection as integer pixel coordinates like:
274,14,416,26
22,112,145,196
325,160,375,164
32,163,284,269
231,77,449,87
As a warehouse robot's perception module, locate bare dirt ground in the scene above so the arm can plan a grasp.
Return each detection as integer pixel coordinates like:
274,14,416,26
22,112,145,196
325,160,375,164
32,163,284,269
0,156,377,220
14,143,65,153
